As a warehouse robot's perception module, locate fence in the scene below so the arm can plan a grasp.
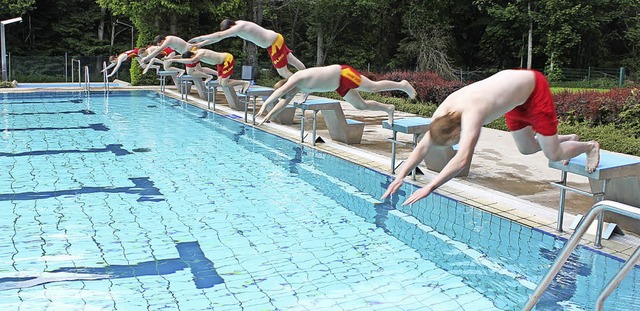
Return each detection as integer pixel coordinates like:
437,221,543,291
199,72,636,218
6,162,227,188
453,67,628,87
8,54,130,83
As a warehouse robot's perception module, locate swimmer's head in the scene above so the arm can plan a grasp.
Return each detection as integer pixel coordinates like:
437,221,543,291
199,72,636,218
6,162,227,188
182,51,194,58
220,19,236,31
429,111,461,146
153,35,167,45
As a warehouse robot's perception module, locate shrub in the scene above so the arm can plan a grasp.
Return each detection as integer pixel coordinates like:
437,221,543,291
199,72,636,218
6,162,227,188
130,63,159,86
0,81,14,88
553,88,635,125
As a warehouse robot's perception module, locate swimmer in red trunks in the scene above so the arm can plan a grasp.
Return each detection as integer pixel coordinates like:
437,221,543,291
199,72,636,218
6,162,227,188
188,19,305,79
166,48,249,90
141,35,198,64
142,46,184,76
101,47,155,78
382,69,601,206
255,64,417,126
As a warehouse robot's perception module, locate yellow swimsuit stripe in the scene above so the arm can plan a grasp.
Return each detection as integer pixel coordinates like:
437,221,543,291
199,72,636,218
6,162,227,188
223,53,234,65
270,34,285,57
341,67,362,86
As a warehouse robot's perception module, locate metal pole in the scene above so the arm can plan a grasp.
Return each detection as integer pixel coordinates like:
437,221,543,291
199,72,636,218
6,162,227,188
1,24,7,81
619,67,624,88
65,53,68,82
1,17,22,82
7,52,11,81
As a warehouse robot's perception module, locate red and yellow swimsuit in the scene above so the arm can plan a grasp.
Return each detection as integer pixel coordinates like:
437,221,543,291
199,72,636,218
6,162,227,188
336,65,362,97
124,48,140,61
186,61,200,68
217,53,235,79
159,47,175,57
266,33,292,69
504,70,558,136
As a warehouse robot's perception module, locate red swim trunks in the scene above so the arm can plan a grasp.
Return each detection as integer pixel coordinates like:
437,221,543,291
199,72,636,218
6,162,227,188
266,33,292,69
504,70,558,136
125,48,140,61
217,53,235,79
160,47,175,57
336,65,362,97
186,61,200,68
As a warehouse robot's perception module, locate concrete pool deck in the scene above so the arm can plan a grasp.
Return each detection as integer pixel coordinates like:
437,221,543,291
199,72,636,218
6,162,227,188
3,84,638,262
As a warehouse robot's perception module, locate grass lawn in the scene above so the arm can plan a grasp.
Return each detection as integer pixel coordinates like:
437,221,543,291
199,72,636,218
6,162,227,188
550,87,609,93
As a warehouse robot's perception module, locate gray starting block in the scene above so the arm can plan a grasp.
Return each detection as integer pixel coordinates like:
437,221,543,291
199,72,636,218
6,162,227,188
549,150,640,247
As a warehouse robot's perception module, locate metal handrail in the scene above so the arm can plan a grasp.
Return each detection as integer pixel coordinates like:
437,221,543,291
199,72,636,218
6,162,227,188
84,66,90,93
102,61,109,93
523,200,640,310
71,59,81,85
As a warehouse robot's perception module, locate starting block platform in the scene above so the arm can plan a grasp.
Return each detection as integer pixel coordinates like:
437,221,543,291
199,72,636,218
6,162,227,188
382,117,470,180
549,150,640,247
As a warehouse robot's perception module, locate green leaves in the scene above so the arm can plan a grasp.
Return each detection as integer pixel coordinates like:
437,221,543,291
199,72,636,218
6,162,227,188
0,0,35,15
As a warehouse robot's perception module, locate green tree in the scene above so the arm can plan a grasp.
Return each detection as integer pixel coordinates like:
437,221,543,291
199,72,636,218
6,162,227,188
396,0,456,78
0,0,35,15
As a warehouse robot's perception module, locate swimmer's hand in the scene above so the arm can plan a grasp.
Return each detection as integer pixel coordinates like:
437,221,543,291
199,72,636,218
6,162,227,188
256,118,269,126
402,187,432,206
381,177,403,200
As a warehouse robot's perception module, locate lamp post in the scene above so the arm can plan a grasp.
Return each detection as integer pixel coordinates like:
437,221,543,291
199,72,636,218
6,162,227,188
1,17,23,82
115,19,134,49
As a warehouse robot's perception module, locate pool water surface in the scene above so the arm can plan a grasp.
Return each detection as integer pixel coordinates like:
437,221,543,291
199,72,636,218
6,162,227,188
0,90,638,310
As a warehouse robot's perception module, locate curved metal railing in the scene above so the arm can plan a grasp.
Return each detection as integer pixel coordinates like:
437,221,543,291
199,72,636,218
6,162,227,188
523,200,640,310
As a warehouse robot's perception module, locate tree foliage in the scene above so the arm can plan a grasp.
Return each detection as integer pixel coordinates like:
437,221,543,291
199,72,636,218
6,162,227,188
2,0,640,82
0,0,36,15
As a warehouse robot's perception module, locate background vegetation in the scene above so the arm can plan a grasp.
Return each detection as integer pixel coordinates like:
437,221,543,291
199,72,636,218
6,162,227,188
2,0,640,156
1,0,639,82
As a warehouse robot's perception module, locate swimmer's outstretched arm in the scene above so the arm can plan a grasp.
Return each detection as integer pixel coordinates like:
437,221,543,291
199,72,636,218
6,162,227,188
256,82,299,124
189,28,238,45
105,55,127,78
101,62,116,73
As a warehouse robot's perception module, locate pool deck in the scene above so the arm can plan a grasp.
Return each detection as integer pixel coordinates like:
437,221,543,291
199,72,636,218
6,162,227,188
3,84,639,262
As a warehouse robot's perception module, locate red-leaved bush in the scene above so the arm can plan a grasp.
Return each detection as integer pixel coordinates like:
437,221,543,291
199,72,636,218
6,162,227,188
367,70,466,104
553,88,636,125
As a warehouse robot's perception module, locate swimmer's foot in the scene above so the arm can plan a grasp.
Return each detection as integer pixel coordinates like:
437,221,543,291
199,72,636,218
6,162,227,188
586,141,600,173
241,81,251,93
401,80,417,99
561,134,581,165
388,107,395,126
301,93,311,103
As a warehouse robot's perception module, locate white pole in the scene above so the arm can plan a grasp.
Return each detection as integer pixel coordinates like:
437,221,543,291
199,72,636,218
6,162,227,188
1,24,7,81
1,17,22,82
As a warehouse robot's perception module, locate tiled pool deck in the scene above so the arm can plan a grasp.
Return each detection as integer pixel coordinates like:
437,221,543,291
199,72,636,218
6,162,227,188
3,84,639,263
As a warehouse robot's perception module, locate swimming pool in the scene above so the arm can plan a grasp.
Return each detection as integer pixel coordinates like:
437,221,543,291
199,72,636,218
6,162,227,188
0,90,638,310
15,82,126,88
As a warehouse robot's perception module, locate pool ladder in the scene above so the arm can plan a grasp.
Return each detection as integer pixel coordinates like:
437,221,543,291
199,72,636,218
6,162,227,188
102,61,109,93
71,59,81,85
84,66,90,94
524,200,640,310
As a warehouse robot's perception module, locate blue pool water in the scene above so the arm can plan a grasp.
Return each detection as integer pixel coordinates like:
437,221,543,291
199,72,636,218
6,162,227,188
0,90,638,310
